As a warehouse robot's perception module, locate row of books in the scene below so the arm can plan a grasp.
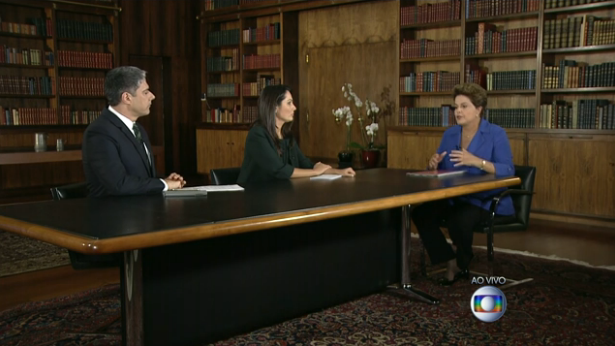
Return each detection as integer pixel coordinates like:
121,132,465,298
57,51,113,69
545,0,611,9
242,54,280,70
207,53,238,72
203,0,269,11
243,23,280,43
0,106,101,126
539,100,615,129
399,106,457,127
400,1,461,26
465,0,540,19
543,15,615,50
208,29,240,47
0,76,54,95
485,70,537,90
0,18,51,37
207,83,240,97
56,19,113,42
484,108,536,128
398,106,538,129
0,47,53,66
203,105,257,124
400,72,461,93
542,61,615,89
400,39,460,59
58,77,104,96
466,26,538,55
242,76,281,97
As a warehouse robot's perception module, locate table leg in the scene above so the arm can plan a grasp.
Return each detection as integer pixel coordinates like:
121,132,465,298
392,205,439,305
123,250,144,346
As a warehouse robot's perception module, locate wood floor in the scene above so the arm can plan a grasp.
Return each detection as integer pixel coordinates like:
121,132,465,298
0,219,613,312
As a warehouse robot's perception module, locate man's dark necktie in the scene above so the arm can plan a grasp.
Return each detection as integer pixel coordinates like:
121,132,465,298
133,123,143,143
133,123,153,174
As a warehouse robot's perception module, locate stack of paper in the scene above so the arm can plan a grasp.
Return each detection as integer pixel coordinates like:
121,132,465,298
310,174,342,181
163,184,244,197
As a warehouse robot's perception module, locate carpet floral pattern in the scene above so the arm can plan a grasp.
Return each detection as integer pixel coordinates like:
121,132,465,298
0,231,70,278
1,246,613,345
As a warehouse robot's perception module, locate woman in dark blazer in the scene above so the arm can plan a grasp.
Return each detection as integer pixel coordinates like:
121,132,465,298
238,85,355,184
413,83,515,285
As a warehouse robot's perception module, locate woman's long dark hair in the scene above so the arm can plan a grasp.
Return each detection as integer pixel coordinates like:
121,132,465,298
255,84,294,154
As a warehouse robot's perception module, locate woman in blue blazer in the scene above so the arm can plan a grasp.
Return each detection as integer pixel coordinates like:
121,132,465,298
412,83,515,285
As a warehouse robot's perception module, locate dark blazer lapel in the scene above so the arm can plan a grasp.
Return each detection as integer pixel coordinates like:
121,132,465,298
103,110,152,175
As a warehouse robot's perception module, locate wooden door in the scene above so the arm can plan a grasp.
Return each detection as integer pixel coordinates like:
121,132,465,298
528,134,615,218
298,1,398,161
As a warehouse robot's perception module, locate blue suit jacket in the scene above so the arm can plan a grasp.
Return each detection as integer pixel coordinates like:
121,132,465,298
83,108,164,197
437,119,515,215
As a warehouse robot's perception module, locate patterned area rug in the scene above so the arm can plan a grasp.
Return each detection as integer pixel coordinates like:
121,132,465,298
0,231,70,278
1,242,614,346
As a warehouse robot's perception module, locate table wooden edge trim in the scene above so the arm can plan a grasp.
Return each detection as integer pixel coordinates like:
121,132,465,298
0,177,520,254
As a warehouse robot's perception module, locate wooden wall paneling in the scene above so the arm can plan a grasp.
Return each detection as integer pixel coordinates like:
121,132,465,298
298,1,398,160
387,130,442,170
196,129,247,174
528,134,615,218
119,0,201,177
283,11,300,144
508,132,527,166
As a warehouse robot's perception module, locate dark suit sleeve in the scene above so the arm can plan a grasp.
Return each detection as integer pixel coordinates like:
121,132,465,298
244,127,295,179
85,128,164,195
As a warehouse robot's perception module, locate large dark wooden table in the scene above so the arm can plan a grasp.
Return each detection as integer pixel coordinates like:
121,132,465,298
0,169,520,346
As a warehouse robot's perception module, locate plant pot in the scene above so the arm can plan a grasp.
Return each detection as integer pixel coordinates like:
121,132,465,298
338,151,354,169
361,149,380,169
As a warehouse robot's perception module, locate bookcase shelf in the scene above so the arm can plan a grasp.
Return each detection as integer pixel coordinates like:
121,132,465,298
243,39,280,46
487,90,536,95
465,51,537,59
207,70,239,74
465,11,539,22
58,66,110,71
400,56,460,62
243,67,281,72
59,95,106,99
56,38,112,44
541,87,615,93
0,63,53,69
400,91,454,96
542,44,615,54
544,1,615,14
209,44,240,49
0,94,56,99
0,32,50,40
401,20,461,29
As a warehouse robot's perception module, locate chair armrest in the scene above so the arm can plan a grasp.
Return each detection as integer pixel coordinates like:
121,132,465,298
488,189,534,214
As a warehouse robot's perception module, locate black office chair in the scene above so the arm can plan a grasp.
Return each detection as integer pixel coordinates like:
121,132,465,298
210,167,241,185
420,165,537,289
50,182,121,270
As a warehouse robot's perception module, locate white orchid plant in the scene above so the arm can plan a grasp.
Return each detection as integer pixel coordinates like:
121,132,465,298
332,83,382,151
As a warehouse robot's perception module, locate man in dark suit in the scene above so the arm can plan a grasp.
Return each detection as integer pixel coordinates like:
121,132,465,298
83,66,185,197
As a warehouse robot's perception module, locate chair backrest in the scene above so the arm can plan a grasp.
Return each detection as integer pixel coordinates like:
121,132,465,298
510,165,536,227
50,182,89,201
210,167,241,185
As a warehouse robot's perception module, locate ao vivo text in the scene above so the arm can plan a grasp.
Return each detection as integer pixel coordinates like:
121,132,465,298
471,276,507,285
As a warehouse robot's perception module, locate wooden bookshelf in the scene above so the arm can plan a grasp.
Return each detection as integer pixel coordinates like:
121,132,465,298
0,0,119,202
394,0,615,222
